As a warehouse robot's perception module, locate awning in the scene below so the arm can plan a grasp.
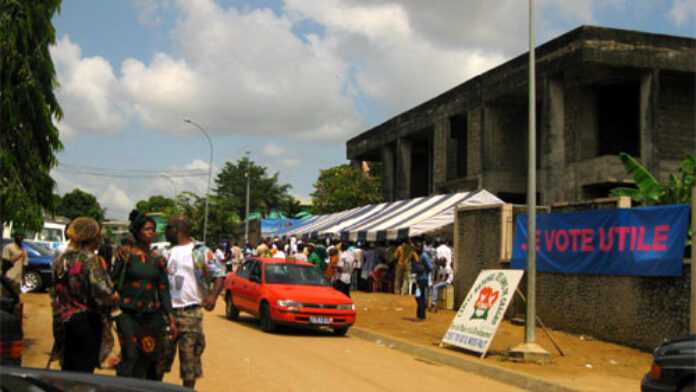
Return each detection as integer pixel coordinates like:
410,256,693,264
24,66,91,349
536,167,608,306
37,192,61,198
275,190,502,241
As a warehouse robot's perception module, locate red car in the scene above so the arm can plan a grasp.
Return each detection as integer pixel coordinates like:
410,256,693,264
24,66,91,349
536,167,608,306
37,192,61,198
224,257,356,335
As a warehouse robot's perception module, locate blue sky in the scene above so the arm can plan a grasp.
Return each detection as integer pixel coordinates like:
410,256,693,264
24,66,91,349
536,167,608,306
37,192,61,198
50,0,696,219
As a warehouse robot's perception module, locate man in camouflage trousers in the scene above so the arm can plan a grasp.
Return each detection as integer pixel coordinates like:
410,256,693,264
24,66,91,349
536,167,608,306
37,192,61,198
159,216,225,389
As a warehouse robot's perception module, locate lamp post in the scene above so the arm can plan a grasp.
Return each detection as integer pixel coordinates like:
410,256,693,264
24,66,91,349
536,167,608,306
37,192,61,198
244,151,251,244
184,118,213,244
510,0,550,363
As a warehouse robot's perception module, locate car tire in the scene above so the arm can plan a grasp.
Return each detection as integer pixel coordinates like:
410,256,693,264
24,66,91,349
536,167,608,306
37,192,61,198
225,293,239,321
333,327,349,336
22,271,43,293
259,302,276,333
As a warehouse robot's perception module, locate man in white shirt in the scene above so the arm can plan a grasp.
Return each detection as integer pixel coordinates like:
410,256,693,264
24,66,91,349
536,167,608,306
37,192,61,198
160,216,225,389
436,240,453,271
429,257,454,313
334,243,354,297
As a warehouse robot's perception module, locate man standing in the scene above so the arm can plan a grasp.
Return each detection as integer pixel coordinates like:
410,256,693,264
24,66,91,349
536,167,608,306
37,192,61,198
2,233,27,292
160,216,225,389
334,242,354,297
393,240,418,295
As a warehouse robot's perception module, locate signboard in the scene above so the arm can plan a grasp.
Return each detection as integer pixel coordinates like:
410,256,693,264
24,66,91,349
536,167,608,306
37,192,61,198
442,269,524,357
511,204,689,277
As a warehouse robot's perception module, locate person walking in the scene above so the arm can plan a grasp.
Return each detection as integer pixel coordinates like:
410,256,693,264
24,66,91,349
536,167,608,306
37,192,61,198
112,210,175,380
412,242,433,321
159,215,225,389
50,217,118,373
2,233,27,293
393,240,418,295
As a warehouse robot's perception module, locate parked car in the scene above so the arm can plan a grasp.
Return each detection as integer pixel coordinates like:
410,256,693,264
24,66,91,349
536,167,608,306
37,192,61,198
224,257,356,335
1,239,54,292
0,366,190,391
0,275,23,366
641,335,696,392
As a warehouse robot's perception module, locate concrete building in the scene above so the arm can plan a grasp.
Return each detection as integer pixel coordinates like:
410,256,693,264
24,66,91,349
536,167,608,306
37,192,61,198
346,26,696,204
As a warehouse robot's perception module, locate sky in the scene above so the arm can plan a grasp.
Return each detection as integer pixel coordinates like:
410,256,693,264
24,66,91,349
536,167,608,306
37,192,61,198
50,0,696,219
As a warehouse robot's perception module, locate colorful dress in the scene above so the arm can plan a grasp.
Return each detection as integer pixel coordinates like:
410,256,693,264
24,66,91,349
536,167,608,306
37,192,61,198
111,247,172,380
51,249,116,371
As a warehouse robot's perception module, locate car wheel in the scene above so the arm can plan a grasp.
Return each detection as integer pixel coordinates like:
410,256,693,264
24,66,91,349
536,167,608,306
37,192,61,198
333,327,349,336
22,271,43,292
680,381,696,392
259,302,276,333
225,293,239,321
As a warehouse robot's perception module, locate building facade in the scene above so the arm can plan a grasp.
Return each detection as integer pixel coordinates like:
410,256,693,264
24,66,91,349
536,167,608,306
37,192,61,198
346,26,696,204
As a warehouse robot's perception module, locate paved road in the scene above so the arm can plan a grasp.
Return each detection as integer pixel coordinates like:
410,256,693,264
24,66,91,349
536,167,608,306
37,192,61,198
22,293,523,392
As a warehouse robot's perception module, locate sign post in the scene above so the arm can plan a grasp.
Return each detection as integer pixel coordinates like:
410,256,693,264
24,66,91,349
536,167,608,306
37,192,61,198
442,270,524,358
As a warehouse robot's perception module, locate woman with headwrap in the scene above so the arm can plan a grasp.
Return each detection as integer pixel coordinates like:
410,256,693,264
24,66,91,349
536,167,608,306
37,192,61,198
51,217,118,373
111,210,175,380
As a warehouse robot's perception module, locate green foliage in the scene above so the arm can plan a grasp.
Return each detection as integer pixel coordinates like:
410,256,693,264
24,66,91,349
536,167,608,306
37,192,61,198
136,195,178,216
214,156,297,220
56,188,105,222
610,153,695,205
0,0,64,232
611,153,695,248
311,164,383,214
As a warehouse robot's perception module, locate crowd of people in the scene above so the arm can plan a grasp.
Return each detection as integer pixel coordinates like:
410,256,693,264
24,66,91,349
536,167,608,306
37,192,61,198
213,235,454,321
0,212,455,388
10,211,226,389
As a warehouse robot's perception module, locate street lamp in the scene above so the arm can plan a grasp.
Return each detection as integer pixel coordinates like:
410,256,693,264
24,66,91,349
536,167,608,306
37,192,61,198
244,151,251,244
184,118,213,244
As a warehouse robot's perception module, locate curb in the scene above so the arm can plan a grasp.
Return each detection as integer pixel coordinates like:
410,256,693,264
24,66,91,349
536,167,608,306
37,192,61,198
349,327,580,392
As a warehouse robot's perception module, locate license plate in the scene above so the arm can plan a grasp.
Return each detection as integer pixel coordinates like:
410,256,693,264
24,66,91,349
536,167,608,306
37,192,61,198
309,316,332,325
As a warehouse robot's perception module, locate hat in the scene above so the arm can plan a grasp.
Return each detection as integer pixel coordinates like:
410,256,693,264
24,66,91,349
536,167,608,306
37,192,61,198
66,217,101,243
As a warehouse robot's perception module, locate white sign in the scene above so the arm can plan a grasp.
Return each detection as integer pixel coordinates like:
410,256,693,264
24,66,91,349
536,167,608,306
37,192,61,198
442,269,524,357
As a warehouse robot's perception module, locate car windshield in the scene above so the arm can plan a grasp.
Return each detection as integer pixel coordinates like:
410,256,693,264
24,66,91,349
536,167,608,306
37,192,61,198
25,241,55,256
265,264,330,286
39,228,63,242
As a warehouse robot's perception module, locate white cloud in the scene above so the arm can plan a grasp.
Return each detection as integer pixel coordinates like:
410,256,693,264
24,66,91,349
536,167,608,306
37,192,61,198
282,158,301,168
100,184,135,216
51,35,131,138
262,144,287,157
670,0,696,26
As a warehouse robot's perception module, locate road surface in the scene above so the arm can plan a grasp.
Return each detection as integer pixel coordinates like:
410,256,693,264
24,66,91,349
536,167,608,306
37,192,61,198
22,293,523,392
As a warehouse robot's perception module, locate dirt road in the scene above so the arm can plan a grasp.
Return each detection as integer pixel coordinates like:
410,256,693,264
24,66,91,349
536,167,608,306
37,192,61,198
22,293,523,392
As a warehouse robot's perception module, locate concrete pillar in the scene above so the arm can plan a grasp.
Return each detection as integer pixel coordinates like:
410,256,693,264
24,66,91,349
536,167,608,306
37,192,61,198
545,78,566,204
381,145,395,202
640,69,659,174
468,109,483,178
432,118,449,191
396,138,412,200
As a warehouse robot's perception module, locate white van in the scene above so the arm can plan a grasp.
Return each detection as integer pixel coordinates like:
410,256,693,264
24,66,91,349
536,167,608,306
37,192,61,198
4,221,69,254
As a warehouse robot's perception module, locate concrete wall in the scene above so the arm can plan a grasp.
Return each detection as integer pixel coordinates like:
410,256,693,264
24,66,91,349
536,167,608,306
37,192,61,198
454,202,691,351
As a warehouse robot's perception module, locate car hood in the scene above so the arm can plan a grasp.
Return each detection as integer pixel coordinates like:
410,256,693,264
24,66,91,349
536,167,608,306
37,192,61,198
28,255,53,267
266,284,352,305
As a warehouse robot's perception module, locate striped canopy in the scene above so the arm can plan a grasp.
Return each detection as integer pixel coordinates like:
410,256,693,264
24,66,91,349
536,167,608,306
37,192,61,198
274,190,502,242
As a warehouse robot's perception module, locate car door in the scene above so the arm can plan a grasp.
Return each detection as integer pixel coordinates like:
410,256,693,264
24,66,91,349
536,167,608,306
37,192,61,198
246,262,263,315
231,260,254,312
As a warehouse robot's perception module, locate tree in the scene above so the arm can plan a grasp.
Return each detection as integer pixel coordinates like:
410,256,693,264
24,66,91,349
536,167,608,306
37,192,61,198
214,156,297,220
56,188,105,222
136,195,178,215
610,153,695,205
311,164,383,214
0,0,64,232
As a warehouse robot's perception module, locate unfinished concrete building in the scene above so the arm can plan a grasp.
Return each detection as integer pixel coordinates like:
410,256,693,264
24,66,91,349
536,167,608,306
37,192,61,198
346,26,696,204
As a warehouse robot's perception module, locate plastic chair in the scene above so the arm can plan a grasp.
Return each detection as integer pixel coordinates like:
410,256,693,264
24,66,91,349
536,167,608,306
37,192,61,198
406,273,417,295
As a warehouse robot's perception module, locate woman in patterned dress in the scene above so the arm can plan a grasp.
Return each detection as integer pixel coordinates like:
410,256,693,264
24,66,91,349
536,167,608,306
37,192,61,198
112,210,175,380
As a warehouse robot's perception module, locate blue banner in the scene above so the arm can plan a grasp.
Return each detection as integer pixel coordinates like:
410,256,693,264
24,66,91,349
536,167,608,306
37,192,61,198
261,218,309,236
511,204,689,277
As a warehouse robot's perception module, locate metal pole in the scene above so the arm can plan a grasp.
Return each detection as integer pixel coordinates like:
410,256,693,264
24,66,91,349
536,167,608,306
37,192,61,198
526,0,537,345
690,185,696,333
184,119,213,244
244,151,251,244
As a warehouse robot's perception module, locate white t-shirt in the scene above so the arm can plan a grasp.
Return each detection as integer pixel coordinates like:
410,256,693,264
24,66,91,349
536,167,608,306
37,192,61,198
167,243,203,308
337,250,354,284
436,245,453,270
